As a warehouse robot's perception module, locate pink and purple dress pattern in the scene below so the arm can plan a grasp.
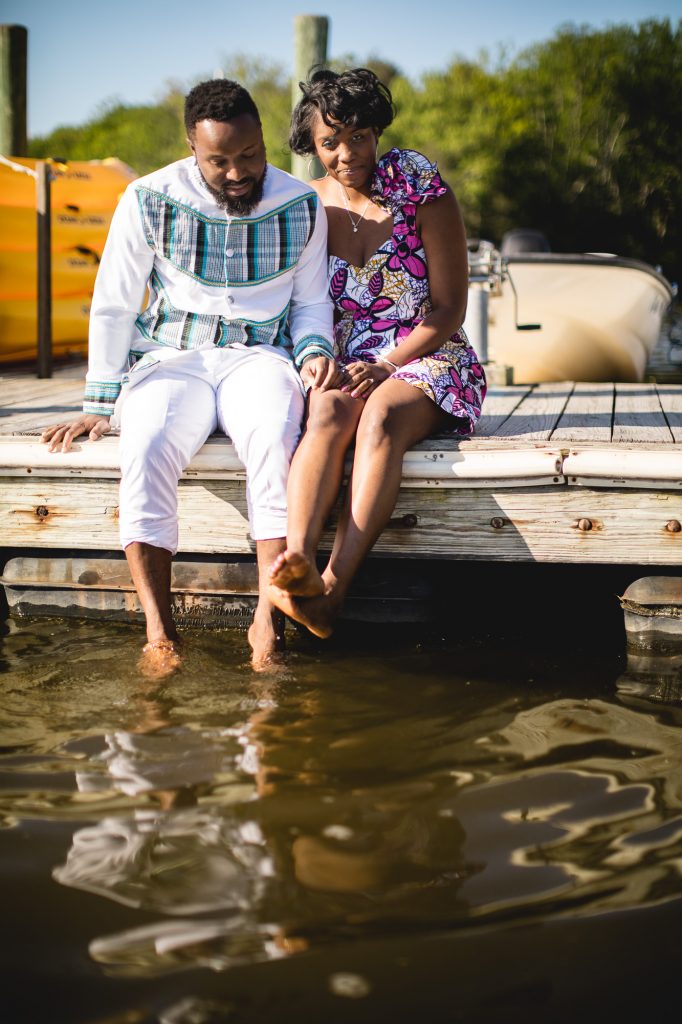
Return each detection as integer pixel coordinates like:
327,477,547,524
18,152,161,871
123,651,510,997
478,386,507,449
329,148,486,434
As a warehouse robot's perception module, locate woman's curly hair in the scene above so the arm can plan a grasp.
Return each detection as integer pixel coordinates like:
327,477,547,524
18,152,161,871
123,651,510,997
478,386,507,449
289,68,395,155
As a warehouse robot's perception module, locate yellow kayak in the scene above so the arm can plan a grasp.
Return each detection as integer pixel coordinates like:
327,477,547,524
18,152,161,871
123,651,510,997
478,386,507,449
0,295,91,362
0,157,137,210
0,247,100,300
0,156,137,362
0,204,115,253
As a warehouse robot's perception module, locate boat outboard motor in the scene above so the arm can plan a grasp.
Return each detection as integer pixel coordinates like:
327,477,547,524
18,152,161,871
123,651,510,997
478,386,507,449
500,228,551,255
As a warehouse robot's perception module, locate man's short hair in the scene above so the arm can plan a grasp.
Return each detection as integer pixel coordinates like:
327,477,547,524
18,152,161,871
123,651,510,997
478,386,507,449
184,79,260,136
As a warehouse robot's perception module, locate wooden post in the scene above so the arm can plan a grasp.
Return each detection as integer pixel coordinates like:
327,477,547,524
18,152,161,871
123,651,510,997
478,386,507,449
0,25,27,156
36,161,53,379
291,14,328,182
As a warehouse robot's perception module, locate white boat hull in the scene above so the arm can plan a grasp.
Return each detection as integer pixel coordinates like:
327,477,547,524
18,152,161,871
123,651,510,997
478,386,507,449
485,256,674,383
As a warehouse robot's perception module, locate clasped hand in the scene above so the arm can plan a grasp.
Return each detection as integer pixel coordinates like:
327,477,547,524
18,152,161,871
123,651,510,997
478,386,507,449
339,359,393,399
300,355,392,398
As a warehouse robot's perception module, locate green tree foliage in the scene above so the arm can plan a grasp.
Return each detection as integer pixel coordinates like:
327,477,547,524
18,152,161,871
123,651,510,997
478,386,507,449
499,20,682,279
384,19,681,282
329,53,403,88
26,23,682,282
29,56,293,175
384,60,531,239
29,95,186,174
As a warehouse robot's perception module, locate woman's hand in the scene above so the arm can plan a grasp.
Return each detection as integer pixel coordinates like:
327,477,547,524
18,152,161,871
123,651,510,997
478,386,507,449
341,360,393,399
42,415,111,453
300,355,345,392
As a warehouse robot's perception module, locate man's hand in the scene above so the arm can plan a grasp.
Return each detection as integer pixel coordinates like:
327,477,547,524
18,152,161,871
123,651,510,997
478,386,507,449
42,415,111,453
300,355,344,393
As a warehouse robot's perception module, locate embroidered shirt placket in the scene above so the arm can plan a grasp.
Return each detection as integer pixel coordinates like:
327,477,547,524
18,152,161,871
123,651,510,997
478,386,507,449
223,211,235,337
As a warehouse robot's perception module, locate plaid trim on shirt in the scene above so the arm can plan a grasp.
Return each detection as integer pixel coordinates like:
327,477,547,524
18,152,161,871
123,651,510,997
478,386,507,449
134,271,294,351
136,188,317,287
83,380,121,416
293,334,335,367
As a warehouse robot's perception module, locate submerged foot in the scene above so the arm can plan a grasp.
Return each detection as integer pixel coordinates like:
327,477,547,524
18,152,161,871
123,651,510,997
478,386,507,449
267,586,338,640
248,610,286,673
138,638,183,680
268,550,325,597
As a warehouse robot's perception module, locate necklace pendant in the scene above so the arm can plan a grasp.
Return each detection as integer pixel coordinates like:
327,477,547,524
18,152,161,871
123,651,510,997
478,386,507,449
337,179,370,235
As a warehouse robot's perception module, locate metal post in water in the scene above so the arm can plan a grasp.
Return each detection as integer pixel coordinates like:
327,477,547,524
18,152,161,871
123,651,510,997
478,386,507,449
291,14,329,182
0,24,27,156
464,241,513,384
36,161,53,379
464,284,489,364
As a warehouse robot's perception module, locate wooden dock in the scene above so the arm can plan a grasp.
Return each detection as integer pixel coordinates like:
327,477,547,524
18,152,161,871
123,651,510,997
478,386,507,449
1,362,682,622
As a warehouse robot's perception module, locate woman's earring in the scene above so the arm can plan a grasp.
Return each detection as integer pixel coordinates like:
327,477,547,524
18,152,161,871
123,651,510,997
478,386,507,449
306,157,317,178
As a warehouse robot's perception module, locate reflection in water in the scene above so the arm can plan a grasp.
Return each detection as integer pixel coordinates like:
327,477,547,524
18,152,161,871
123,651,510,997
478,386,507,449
52,679,282,972
617,649,682,708
2,616,682,1016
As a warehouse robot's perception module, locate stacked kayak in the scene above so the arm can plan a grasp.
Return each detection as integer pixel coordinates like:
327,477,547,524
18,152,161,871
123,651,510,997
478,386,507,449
0,157,137,363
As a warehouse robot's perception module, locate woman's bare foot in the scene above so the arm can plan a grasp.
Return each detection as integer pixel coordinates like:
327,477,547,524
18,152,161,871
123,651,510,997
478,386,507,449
268,550,325,597
267,586,338,640
248,608,286,672
138,638,183,680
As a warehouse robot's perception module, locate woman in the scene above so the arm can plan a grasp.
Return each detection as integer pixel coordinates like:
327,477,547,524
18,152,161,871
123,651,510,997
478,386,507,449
268,68,486,638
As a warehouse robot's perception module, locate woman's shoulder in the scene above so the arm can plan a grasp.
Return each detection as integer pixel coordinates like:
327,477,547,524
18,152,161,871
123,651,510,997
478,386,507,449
309,175,334,201
372,148,448,209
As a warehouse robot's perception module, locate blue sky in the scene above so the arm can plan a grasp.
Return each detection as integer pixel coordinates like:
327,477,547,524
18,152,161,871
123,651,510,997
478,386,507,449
3,0,681,137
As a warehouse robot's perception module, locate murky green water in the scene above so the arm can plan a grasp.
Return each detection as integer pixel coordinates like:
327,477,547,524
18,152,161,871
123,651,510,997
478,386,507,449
1,566,682,1023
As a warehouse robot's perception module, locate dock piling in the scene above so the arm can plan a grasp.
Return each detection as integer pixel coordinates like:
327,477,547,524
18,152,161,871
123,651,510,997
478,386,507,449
291,15,329,181
36,161,53,379
0,24,27,156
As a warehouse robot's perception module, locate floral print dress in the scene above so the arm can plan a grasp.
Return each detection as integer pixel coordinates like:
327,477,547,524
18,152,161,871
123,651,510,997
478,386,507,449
329,148,486,434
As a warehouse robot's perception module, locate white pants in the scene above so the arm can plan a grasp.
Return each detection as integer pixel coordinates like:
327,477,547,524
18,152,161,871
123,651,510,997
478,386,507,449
118,345,305,553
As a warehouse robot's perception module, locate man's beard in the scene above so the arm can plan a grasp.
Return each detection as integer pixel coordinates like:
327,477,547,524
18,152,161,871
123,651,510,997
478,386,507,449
200,164,268,215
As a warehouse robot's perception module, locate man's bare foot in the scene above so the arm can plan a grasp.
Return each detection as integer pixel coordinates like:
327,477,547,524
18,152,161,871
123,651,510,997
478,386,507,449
268,550,325,597
248,610,286,672
138,638,183,680
267,586,337,640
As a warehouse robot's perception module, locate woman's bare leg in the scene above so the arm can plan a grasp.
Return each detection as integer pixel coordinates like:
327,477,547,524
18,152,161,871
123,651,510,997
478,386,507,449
269,389,362,607
282,380,449,637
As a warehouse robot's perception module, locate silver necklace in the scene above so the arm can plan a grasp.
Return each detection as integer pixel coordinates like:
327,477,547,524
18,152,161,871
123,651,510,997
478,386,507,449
337,180,372,233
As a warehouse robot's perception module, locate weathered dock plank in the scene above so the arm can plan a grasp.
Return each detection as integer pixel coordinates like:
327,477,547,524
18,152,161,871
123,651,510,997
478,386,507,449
489,382,573,440
2,475,681,564
2,372,682,573
613,383,673,443
0,378,83,434
470,385,532,437
658,386,682,444
550,382,614,443
0,435,564,487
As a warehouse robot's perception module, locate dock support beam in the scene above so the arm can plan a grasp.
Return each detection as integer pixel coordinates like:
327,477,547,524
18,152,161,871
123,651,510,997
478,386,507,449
0,24,27,156
291,14,329,182
36,161,53,379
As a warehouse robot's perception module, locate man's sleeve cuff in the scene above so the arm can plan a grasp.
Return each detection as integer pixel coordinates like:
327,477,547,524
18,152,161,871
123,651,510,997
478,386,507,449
83,380,121,417
293,335,335,368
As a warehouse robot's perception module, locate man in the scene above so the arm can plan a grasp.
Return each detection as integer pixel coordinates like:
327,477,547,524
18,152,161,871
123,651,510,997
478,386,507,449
43,79,337,673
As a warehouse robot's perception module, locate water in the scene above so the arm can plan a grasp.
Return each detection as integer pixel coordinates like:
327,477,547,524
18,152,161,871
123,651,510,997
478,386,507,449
1,565,682,1024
